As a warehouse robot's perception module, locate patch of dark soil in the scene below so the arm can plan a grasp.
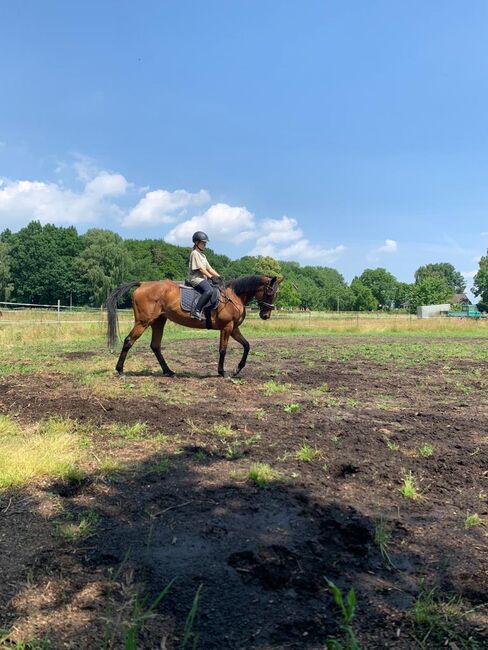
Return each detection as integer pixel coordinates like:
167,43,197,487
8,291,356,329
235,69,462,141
1,336,487,648
47,477,93,498
62,351,97,360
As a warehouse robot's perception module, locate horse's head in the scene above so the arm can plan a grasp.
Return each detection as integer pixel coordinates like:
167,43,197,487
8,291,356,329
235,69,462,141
257,276,282,320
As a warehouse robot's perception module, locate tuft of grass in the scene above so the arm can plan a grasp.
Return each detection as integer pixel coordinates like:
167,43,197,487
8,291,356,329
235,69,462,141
284,403,300,413
248,463,281,488
295,445,320,462
386,439,400,451
150,458,173,475
255,408,266,420
464,512,484,529
98,457,123,476
0,417,82,488
211,423,236,438
261,380,290,396
107,422,148,439
400,471,421,500
419,444,434,457
374,518,395,568
56,509,99,542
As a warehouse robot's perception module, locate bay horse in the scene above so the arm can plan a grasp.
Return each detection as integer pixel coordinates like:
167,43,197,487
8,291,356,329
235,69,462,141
107,275,281,377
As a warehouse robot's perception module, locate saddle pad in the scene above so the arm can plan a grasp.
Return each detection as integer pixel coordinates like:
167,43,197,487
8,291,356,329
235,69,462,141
179,286,220,313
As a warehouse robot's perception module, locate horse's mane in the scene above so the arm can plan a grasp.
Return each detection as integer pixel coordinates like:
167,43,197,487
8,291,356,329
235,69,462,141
225,275,264,296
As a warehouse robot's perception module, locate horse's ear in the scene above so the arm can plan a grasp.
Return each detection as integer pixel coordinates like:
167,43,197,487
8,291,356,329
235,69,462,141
270,275,283,285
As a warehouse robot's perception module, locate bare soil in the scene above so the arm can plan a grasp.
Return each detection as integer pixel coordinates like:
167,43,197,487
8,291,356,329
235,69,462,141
0,336,487,649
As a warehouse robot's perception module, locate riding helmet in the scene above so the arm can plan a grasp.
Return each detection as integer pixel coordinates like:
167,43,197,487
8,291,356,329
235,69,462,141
192,231,209,244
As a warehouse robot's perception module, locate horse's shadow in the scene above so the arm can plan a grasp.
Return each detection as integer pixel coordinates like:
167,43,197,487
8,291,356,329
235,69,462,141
121,369,219,379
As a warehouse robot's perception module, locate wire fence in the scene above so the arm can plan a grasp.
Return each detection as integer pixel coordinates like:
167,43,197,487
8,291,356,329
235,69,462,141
0,300,486,327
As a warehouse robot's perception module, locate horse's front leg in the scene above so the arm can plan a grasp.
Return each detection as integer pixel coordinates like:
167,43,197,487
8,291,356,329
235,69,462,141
230,327,250,376
218,325,232,377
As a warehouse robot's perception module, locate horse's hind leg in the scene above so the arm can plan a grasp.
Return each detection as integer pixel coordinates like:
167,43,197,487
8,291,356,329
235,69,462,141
150,316,175,377
115,321,147,375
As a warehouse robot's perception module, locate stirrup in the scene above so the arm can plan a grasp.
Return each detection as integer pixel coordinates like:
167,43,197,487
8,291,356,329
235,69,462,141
191,310,203,320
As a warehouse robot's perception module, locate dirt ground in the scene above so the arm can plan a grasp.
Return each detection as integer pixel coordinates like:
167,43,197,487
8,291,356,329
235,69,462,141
0,336,487,649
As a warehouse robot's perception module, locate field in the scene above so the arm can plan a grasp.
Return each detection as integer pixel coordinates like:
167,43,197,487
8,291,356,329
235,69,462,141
0,318,487,649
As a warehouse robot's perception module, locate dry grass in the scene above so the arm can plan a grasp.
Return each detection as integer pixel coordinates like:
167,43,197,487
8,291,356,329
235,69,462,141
0,309,487,348
0,416,83,488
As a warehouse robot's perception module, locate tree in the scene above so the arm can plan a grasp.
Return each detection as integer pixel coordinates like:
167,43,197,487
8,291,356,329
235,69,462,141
394,282,412,309
77,229,131,306
0,242,13,300
359,268,398,309
350,278,378,311
414,263,465,294
408,275,452,313
276,280,300,308
473,252,488,310
7,221,83,303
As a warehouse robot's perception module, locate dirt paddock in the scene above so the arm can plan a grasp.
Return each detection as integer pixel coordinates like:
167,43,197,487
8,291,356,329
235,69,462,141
0,336,487,648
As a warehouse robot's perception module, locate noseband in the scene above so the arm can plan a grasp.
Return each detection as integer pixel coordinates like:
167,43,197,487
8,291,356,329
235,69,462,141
257,279,279,310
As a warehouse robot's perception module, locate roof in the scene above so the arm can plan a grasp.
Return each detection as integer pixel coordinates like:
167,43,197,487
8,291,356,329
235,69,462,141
451,293,471,304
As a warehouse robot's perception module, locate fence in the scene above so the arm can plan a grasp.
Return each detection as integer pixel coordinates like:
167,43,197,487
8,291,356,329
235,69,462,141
0,301,485,327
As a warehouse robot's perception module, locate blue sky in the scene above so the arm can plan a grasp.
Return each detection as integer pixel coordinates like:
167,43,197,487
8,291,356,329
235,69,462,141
1,1,487,291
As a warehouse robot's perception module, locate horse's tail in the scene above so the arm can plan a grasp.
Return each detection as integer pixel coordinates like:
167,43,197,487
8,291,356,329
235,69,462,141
107,281,141,349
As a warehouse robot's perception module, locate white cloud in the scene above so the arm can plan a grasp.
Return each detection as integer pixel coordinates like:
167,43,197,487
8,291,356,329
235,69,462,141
378,239,398,253
165,203,256,244
123,189,210,227
0,171,128,227
462,269,477,280
250,216,345,263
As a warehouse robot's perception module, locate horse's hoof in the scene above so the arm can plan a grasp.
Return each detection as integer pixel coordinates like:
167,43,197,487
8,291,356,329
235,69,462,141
163,371,175,378
232,367,243,377
116,370,124,378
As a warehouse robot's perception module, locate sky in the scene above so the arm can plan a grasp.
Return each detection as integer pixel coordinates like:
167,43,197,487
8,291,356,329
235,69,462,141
1,1,488,292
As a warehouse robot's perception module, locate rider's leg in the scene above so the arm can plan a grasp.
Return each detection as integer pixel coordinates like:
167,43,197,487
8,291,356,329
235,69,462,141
191,279,213,318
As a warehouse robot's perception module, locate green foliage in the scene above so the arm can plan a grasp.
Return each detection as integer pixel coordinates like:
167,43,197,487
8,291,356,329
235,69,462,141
359,268,398,309
415,262,465,294
350,278,378,311
408,275,452,313
473,251,488,309
0,241,13,300
77,229,132,306
324,578,360,650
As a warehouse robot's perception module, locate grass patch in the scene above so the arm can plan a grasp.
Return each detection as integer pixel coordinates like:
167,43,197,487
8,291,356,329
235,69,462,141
295,445,320,462
400,471,421,500
283,403,300,413
0,416,83,488
464,513,484,529
150,458,173,475
260,380,290,396
107,422,148,439
55,509,99,542
211,423,236,438
419,444,434,457
248,463,281,488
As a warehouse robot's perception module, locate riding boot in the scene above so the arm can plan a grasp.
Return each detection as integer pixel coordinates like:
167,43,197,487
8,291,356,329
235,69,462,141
191,292,209,320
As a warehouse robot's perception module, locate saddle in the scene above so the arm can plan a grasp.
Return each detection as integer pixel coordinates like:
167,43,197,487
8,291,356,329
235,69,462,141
179,282,221,329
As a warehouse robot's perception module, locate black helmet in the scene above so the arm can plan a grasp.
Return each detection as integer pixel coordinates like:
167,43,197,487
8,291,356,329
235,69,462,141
192,231,209,244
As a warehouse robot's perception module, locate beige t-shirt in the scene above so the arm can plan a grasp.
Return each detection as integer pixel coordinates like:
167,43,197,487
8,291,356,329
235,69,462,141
188,249,211,285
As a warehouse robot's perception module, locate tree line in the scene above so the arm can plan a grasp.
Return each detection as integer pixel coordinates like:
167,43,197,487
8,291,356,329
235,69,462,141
0,221,486,312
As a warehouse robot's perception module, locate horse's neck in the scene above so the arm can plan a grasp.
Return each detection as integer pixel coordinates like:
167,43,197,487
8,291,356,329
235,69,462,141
232,287,260,305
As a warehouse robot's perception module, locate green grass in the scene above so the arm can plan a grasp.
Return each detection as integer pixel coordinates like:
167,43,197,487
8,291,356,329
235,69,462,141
248,463,281,487
211,423,236,438
0,416,83,488
419,443,434,457
295,445,320,462
400,471,421,500
260,380,290,396
464,513,484,529
283,403,300,413
55,509,99,542
106,421,148,439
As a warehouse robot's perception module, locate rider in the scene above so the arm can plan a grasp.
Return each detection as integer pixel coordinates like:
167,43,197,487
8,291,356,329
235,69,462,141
188,231,221,319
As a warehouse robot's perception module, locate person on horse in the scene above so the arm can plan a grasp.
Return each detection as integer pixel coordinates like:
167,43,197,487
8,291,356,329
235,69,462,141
188,231,222,319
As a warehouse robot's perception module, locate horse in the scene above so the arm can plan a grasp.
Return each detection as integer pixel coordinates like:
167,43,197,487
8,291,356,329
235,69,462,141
107,275,282,377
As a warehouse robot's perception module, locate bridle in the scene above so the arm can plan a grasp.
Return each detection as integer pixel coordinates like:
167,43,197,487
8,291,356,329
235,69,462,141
257,278,279,311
